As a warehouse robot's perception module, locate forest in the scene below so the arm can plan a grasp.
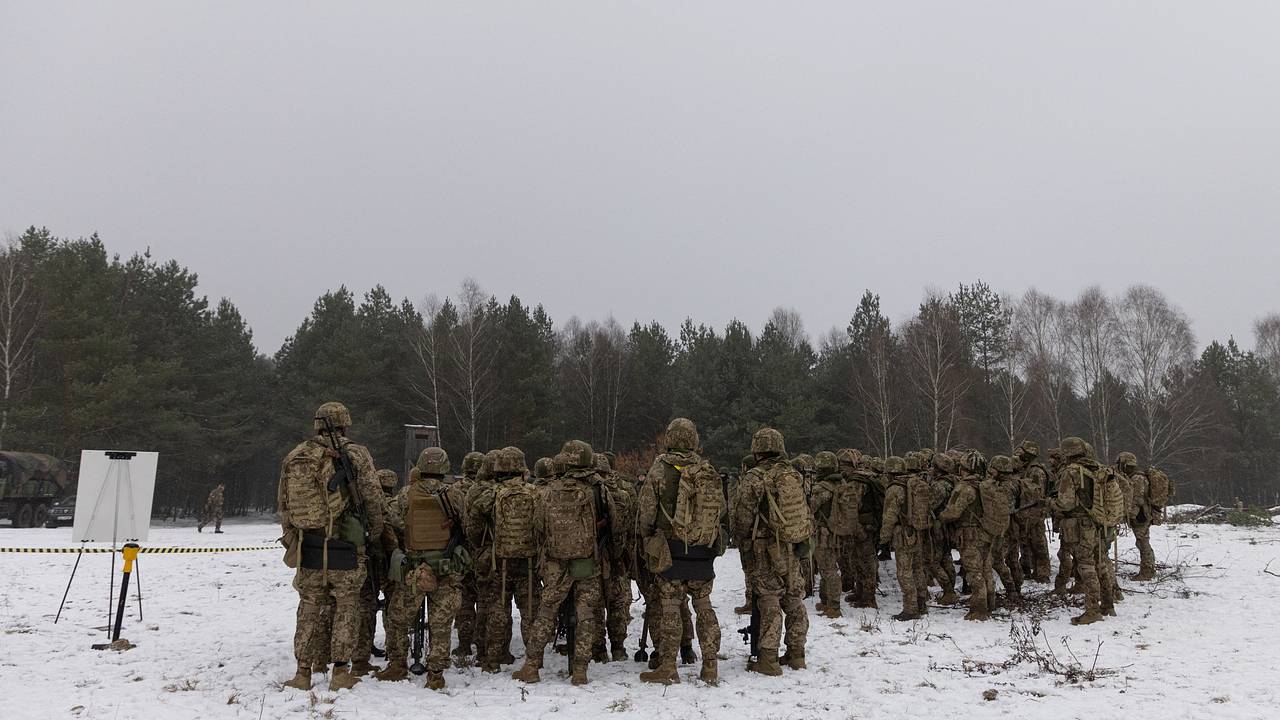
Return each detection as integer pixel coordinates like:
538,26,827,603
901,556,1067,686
3,226,1278,515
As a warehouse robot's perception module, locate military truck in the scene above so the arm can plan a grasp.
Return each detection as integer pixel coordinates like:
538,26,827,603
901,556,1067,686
0,452,70,528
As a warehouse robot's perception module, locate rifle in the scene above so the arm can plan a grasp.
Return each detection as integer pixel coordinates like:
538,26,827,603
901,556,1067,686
409,599,427,675
555,585,577,671
321,417,380,600
736,592,760,670
633,615,649,662
594,484,612,567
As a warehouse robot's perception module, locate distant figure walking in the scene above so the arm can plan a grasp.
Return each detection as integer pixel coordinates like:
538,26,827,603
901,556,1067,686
198,484,225,533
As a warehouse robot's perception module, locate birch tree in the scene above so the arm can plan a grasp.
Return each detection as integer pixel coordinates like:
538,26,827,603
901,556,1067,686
0,240,40,448
1066,286,1122,459
1014,288,1074,445
903,293,972,451
443,278,498,451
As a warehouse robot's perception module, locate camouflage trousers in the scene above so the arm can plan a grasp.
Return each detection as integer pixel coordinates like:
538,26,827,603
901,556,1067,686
992,524,1024,596
737,542,756,607
490,558,541,662
454,568,478,654
356,573,378,661
1071,520,1105,615
198,505,223,531
385,572,463,674
892,531,928,614
655,576,719,665
293,557,367,665
842,530,879,605
637,566,693,653
474,561,510,664
814,530,846,609
1016,513,1051,582
597,561,631,650
927,526,957,595
1132,521,1155,575
956,527,993,614
522,559,603,667
1053,517,1078,592
748,539,808,655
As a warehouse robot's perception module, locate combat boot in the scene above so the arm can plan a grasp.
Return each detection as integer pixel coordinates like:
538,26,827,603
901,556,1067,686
425,672,446,691
1101,601,1117,617
963,599,990,622
1071,611,1103,625
780,648,806,670
611,643,628,663
647,654,659,670
893,610,922,621
814,601,828,613
350,659,377,677
375,660,408,682
452,643,472,660
699,658,718,685
1132,568,1155,581
311,662,328,675
479,660,501,674
511,660,541,683
592,644,610,664
640,660,680,685
937,590,959,605
282,664,311,691
680,644,697,665
570,662,590,686
822,605,842,619
751,650,783,677
329,665,359,691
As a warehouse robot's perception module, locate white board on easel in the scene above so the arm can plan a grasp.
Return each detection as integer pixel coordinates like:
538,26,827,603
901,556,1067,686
72,450,158,543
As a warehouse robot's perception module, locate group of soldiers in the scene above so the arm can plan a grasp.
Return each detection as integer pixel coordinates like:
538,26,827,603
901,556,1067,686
274,402,1173,693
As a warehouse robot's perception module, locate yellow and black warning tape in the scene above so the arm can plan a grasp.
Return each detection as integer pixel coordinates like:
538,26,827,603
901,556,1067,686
0,545,278,554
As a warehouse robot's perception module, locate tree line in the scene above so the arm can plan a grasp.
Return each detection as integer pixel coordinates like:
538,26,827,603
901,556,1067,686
2,226,1278,515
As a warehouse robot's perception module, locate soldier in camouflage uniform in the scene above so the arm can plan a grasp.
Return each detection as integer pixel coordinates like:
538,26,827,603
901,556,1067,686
837,450,880,608
197,484,225,533
939,451,992,621
791,453,817,599
465,447,541,673
592,453,636,664
733,453,759,615
926,453,959,605
732,428,810,676
279,402,385,692
1117,452,1156,580
512,440,606,685
809,451,850,618
1048,437,1108,625
880,455,928,620
465,449,511,669
451,451,485,659
376,448,468,690
988,456,1023,605
1012,441,1052,583
351,469,399,676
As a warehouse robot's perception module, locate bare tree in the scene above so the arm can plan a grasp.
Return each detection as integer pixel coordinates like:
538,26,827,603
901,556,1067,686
766,306,808,350
1256,313,1280,380
993,297,1029,453
409,293,451,437
1115,285,1208,465
442,278,498,451
558,316,628,449
1066,286,1122,459
903,293,972,450
0,240,40,449
1014,288,1074,446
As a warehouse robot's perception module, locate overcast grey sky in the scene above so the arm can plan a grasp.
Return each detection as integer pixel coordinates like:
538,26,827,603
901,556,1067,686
3,2,1278,353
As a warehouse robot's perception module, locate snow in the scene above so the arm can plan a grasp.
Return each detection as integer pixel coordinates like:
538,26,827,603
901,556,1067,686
2,518,1278,719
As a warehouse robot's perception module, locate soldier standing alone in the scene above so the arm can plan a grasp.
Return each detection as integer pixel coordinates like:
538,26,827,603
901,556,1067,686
197,484,225,533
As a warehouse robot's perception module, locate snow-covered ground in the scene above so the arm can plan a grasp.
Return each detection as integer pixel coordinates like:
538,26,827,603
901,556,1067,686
1,518,1277,719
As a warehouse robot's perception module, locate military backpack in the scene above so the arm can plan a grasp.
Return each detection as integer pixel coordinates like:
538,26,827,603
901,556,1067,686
281,439,345,530
543,481,596,561
493,480,538,559
667,459,724,548
1018,465,1047,510
1085,466,1126,528
1147,467,1173,510
905,474,934,531
977,477,1012,538
827,478,864,537
760,462,812,544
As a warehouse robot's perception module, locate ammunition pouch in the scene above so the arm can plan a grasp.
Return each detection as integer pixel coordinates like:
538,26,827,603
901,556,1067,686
568,557,597,579
407,545,472,578
300,530,358,571
643,533,673,574
338,513,366,548
387,548,407,584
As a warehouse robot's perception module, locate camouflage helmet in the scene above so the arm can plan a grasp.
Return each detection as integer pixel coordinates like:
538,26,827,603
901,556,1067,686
946,448,965,462
1084,441,1097,461
835,448,861,468
740,454,758,472
416,447,450,476
664,418,700,452
884,456,907,475
1016,440,1040,460
498,446,527,475
932,452,956,474
919,448,935,465
479,449,502,481
869,456,885,473
533,456,554,479
594,453,612,473
1116,451,1138,471
552,454,568,475
313,401,352,431
791,453,815,475
904,452,923,472
989,455,1014,474
814,451,839,475
959,449,986,475
461,451,485,478
558,439,594,469
375,469,398,489
751,427,786,457
1060,437,1087,460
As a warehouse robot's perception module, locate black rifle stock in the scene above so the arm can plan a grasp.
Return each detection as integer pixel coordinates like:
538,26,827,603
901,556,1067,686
409,599,427,675
736,592,760,667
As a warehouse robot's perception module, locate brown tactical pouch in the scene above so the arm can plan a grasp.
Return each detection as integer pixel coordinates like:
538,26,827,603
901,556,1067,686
643,533,673,574
406,488,451,552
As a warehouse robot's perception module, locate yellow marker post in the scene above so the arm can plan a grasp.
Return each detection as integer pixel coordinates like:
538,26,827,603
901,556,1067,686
106,543,140,644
